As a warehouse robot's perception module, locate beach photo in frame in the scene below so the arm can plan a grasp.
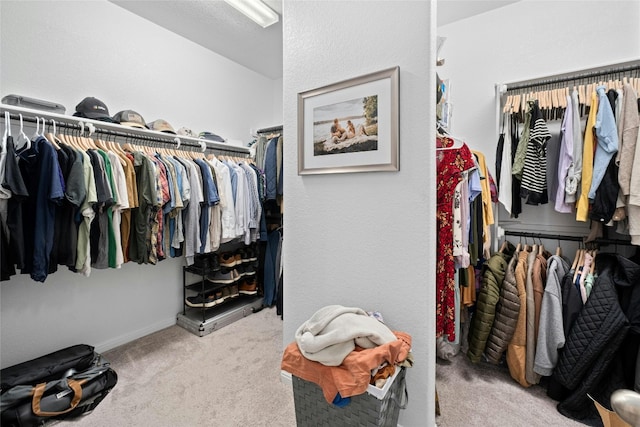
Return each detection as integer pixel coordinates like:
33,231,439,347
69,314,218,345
298,66,399,175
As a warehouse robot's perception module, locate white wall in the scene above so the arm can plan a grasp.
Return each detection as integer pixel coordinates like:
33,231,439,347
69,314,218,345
0,0,277,368
283,2,436,426
438,0,640,235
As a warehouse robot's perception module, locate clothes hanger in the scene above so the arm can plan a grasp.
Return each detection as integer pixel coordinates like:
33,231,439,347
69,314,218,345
2,112,10,152
45,119,62,150
573,247,585,282
537,237,545,256
15,114,32,150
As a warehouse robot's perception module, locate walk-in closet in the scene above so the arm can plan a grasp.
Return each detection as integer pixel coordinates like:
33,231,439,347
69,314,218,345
1,1,639,426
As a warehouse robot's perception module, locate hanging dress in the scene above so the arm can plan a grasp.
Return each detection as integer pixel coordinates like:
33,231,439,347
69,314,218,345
436,137,474,340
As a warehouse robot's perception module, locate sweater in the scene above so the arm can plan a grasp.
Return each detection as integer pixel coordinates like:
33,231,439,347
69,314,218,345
294,305,398,366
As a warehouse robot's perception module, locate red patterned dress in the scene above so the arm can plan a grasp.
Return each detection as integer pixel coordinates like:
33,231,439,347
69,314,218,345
436,137,474,340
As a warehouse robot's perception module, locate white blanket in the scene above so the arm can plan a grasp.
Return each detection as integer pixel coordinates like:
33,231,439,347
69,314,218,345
294,305,398,366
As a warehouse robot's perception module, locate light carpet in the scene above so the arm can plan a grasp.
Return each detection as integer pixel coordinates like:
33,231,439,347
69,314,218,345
59,307,296,427
436,354,586,426
55,306,586,427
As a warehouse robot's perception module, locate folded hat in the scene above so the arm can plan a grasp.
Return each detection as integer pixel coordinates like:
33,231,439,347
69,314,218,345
177,127,195,137
113,110,147,129
199,131,225,143
147,119,176,134
73,97,113,121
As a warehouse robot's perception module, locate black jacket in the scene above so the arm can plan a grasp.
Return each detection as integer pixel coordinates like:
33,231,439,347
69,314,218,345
553,253,640,425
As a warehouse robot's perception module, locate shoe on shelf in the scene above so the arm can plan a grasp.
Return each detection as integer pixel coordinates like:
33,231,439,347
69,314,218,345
208,253,221,271
221,287,231,301
237,265,256,277
239,248,254,263
213,289,225,304
247,247,258,262
218,252,238,268
239,278,258,295
206,270,236,284
229,284,239,298
234,252,243,265
186,294,217,308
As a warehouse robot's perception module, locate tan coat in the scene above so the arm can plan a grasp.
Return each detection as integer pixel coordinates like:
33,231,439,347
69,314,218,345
507,250,532,388
617,83,639,197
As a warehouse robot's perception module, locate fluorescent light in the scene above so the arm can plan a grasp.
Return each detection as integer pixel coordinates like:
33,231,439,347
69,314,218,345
224,0,279,28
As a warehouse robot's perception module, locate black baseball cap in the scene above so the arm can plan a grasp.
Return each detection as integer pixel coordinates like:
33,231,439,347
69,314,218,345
113,110,148,129
73,97,113,122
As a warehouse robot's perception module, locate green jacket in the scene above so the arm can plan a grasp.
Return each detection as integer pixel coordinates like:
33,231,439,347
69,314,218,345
467,246,514,363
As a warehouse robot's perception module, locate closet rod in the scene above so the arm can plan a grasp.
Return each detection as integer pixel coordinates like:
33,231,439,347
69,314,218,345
504,61,640,92
0,103,251,155
503,230,633,246
256,124,282,134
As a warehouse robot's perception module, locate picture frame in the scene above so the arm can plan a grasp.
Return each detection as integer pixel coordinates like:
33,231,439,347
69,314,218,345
297,66,399,175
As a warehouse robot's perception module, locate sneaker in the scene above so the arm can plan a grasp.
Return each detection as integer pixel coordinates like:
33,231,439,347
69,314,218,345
237,265,256,277
218,252,237,268
186,294,217,308
206,270,236,284
247,247,258,262
213,289,225,304
234,252,243,265
208,254,221,271
229,284,239,298
239,278,258,295
221,287,231,301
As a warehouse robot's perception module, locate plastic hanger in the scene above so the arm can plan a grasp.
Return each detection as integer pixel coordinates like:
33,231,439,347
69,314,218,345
2,112,10,152
15,114,32,150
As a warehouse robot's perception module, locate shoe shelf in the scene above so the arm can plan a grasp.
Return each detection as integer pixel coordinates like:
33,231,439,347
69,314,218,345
181,243,261,326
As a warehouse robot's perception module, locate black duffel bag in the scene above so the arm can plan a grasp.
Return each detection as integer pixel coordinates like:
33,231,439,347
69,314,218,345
1,345,117,427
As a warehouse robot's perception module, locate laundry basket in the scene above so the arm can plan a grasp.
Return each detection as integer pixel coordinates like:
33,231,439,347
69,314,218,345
292,367,407,427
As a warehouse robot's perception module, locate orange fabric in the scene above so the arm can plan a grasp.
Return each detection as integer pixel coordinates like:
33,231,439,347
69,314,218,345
281,331,411,403
371,364,396,385
462,266,476,307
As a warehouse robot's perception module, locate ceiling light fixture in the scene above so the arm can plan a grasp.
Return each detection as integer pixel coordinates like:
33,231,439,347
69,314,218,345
224,0,279,28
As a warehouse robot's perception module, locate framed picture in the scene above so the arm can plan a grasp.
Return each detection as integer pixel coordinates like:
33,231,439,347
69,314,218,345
297,66,399,175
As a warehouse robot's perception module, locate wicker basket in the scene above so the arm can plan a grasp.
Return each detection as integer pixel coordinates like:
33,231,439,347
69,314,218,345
292,367,407,427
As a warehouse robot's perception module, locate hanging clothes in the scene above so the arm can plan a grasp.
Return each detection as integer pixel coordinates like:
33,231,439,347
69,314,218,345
507,249,532,388
485,250,520,364
588,85,619,200
497,114,513,215
436,137,474,340
15,136,65,282
576,91,599,222
554,95,574,213
534,255,570,377
520,101,551,205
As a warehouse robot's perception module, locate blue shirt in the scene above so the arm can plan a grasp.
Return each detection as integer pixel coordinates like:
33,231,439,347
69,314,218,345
588,85,619,199
17,136,65,281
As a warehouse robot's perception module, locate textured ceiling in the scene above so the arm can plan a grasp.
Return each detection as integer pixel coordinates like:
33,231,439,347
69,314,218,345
110,1,519,80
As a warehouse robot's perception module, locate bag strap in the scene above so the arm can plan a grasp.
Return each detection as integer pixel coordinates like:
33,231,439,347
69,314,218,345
31,379,87,417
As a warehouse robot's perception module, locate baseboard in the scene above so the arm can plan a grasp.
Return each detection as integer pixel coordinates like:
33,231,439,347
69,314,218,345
94,316,177,354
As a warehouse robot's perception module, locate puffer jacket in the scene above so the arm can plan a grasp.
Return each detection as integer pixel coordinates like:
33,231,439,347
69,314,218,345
485,252,520,364
554,253,640,424
506,250,532,388
467,247,514,363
